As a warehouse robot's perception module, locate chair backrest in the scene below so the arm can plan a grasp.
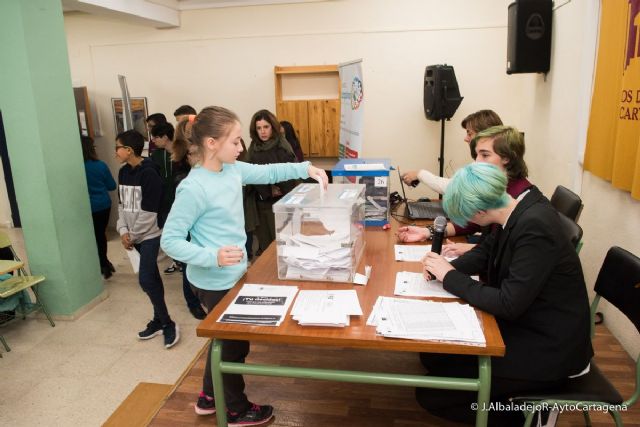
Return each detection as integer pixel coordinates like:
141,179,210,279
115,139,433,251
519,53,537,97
550,185,583,222
0,231,12,250
557,212,583,249
594,246,640,334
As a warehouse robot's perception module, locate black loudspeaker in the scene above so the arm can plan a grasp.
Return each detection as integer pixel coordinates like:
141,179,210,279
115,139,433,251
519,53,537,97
423,64,463,121
507,0,553,74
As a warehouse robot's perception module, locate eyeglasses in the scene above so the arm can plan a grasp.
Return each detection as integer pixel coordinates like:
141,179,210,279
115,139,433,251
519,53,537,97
115,145,130,151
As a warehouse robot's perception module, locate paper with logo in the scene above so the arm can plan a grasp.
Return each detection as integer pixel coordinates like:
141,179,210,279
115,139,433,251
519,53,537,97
218,284,298,326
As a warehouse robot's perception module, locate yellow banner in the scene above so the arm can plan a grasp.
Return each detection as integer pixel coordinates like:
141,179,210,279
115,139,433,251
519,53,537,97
585,0,640,199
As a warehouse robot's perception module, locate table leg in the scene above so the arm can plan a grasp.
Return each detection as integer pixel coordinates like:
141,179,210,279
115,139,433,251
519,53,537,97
475,356,491,427
212,339,228,427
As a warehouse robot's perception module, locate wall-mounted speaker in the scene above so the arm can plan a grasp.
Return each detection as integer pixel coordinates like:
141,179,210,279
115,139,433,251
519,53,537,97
507,0,553,74
423,64,463,121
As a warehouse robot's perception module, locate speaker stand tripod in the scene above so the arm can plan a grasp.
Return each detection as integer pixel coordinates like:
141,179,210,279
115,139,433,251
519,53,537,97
437,118,446,200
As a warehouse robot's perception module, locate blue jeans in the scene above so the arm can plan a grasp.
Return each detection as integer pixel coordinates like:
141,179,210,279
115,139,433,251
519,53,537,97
134,237,172,326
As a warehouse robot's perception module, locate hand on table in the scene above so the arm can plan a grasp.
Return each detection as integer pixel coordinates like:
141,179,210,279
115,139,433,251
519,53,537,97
397,225,429,243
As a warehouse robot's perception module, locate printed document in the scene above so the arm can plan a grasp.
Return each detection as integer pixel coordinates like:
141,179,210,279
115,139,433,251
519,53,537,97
218,283,298,326
394,271,457,298
367,296,485,345
394,245,457,262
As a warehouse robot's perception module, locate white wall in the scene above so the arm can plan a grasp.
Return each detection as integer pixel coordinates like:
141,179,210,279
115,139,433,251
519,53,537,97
58,0,638,357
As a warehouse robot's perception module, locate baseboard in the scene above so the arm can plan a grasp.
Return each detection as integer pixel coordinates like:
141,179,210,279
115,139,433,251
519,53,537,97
36,288,109,321
103,382,172,427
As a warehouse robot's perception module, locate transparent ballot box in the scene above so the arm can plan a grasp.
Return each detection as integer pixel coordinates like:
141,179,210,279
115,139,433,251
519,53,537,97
272,183,366,283
331,158,391,227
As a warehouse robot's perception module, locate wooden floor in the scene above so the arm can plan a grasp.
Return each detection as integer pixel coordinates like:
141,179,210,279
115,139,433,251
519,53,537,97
150,324,638,426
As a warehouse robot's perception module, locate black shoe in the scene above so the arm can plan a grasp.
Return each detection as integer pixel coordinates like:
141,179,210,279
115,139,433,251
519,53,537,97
164,263,179,274
101,266,113,279
107,261,116,273
163,322,180,349
194,391,216,415
227,403,273,426
189,305,207,320
138,320,163,340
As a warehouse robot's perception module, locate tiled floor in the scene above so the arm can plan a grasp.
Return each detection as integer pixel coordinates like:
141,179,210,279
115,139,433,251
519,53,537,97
0,229,207,427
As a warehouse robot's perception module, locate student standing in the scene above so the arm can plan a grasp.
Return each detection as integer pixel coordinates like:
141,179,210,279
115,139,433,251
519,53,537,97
150,122,183,274
161,106,327,425
81,136,116,279
145,112,167,154
116,130,179,349
174,104,197,123
164,127,207,320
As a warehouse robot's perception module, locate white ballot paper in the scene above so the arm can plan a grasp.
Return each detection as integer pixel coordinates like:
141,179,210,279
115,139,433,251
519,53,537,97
367,296,485,346
290,289,362,327
126,248,140,274
217,283,298,326
394,245,457,262
394,271,457,298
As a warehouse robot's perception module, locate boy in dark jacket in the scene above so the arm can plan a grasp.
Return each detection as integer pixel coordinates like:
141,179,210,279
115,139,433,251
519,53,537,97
116,130,179,349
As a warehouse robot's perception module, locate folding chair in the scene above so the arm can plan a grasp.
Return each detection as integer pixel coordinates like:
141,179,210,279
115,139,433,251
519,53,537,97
511,246,640,426
0,231,55,333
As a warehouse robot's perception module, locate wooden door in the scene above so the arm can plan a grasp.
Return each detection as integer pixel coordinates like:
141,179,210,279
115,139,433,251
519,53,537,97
276,101,309,157
323,99,340,157
308,100,325,157
308,99,340,157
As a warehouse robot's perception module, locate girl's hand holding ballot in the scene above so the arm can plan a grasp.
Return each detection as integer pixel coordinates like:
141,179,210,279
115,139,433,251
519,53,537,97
308,165,329,190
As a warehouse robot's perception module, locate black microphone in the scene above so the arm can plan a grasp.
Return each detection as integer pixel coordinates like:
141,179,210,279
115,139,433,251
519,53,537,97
430,216,447,254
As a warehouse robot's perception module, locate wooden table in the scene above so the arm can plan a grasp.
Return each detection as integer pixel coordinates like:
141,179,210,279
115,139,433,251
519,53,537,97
197,220,505,427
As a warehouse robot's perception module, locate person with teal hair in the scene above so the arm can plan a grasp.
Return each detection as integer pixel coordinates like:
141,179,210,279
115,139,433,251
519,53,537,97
441,162,511,227
415,162,593,426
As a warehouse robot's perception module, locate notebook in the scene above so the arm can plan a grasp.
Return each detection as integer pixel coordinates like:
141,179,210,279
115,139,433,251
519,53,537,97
397,169,447,220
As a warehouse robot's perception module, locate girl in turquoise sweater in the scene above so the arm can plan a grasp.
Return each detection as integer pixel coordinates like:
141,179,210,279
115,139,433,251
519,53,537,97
161,106,327,426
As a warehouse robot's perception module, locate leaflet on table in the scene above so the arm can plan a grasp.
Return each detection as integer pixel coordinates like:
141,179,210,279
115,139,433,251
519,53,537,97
290,289,362,327
394,271,457,298
367,296,485,345
217,283,298,326
394,245,457,262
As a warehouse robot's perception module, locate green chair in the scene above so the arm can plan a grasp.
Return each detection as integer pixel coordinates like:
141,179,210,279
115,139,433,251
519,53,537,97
511,246,640,426
0,231,55,356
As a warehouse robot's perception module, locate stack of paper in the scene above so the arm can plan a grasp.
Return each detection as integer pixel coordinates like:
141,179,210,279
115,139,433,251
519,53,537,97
280,231,354,282
217,284,298,326
394,244,456,262
394,271,457,298
367,296,485,345
290,289,363,327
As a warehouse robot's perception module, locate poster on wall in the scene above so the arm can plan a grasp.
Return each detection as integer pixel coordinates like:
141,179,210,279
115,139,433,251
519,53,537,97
111,97,149,141
338,59,364,158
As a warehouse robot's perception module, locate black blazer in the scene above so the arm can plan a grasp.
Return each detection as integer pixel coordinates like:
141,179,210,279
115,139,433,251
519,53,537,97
443,186,593,381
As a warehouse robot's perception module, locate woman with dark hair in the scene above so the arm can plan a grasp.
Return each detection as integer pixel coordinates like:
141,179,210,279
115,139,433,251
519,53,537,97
81,136,117,278
280,121,304,162
246,109,298,253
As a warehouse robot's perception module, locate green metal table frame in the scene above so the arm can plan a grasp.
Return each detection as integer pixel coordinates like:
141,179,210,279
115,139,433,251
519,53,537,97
210,338,492,427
